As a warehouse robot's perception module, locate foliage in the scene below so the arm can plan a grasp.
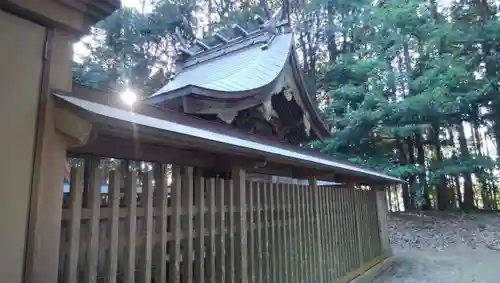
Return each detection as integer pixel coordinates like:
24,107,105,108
75,0,500,211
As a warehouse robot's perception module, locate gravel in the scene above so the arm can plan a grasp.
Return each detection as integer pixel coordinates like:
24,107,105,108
371,211,500,283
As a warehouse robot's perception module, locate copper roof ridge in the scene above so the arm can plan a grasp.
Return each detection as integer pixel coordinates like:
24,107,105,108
181,30,270,69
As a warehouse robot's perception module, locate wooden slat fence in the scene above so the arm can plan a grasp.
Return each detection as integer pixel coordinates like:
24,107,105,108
58,157,384,283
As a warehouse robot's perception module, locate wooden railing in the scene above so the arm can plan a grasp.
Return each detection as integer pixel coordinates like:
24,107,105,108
58,157,384,283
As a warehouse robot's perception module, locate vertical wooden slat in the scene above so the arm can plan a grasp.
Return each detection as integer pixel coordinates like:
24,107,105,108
124,164,138,283
268,182,276,283
182,167,194,283
375,189,391,256
337,188,345,274
287,183,294,283
343,188,350,273
310,184,320,282
330,188,339,279
365,191,372,261
347,191,363,269
232,167,248,283
275,183,284,283
294,184,303,283
207,178,216,282
169,165,182,283
332,188,341,279
346,188,354,273
226,178,235,283
321,188,330,282
351,189,358,270
261,182,270,283
323,188,332,281
361,190,368,263
326,188,335,279
255,182,263,283
247,181,254,282
84,157,103,283
281,183,290,283
194,173,205,283
302,184,312,283
310,178,324,283
215,178,226,283
105,167,121,283
64,164,84,283
140,169,154,283
154,164,168,283
330,188,337,278
288,184,295,283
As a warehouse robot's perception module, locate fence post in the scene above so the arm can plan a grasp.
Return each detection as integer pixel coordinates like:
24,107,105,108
233,166,248,283
375,187,392,256
309,177,324,283
354,188,365,266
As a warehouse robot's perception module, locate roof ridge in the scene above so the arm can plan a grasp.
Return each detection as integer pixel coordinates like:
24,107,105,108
176,10,291,70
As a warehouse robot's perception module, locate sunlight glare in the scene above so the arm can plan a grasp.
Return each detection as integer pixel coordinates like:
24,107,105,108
121,89,137,106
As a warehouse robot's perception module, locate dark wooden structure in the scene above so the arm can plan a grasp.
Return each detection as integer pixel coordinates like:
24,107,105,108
146,9,330,145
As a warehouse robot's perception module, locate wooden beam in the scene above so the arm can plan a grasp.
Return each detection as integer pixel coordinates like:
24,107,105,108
54,106,92,148
69,135,217,168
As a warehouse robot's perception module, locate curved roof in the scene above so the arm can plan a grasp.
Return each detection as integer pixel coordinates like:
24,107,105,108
145,18,331,141
151,33,293,97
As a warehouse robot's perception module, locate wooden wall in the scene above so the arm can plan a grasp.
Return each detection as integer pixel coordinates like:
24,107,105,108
58,157,384,283
0,9,46,282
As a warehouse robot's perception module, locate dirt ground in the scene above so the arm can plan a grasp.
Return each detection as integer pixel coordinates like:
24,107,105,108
371,211,500,283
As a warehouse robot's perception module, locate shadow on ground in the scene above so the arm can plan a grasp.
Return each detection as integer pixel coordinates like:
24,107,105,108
371,212,500,283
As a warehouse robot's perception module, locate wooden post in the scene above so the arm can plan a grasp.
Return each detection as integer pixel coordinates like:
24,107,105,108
140,169,154,283
64,164,84,283
255,182,263,283
23,29,72,283
154,164,169,283
309,177,324,283
375,187,392,256
124,165,138,283
207,178,217,282
106,167,121,283
215,178,226,283
232,166,248,283
354,188,365,267
169,165,182,283
194,172,205,283
84,157,103,283
182,167,194,283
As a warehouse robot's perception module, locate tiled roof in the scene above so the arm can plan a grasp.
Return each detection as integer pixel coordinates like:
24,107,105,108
152,33,292,96
150,10,292,99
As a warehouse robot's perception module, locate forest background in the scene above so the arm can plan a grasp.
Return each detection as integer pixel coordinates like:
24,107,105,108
72,0,500,212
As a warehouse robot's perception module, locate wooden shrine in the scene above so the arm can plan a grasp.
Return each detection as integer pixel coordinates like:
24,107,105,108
146,9,330,145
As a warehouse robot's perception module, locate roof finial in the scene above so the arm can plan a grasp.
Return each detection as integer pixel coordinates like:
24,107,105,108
254,14,266,25
214,32,229,43
174,27,194,57
194,39,211,51
232,24,249,37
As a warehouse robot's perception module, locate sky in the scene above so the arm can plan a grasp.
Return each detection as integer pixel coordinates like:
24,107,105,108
73,0,146,60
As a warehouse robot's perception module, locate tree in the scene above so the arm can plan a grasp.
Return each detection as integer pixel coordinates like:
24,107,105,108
75,0,500,211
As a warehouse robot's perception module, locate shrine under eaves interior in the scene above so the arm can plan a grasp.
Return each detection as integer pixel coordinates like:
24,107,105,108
145,9,331,145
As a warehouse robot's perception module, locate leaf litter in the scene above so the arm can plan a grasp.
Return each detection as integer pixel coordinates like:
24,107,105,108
371,211,500,283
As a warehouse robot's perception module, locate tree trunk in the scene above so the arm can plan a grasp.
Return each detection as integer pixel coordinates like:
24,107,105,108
415,134,430,209
458,122,475,211
398,138,412,210
430,123,451,210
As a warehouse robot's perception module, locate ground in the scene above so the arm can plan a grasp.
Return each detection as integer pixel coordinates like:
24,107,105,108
371,211,500,283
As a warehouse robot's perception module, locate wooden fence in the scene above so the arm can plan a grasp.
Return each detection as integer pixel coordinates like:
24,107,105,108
58,157,383,283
